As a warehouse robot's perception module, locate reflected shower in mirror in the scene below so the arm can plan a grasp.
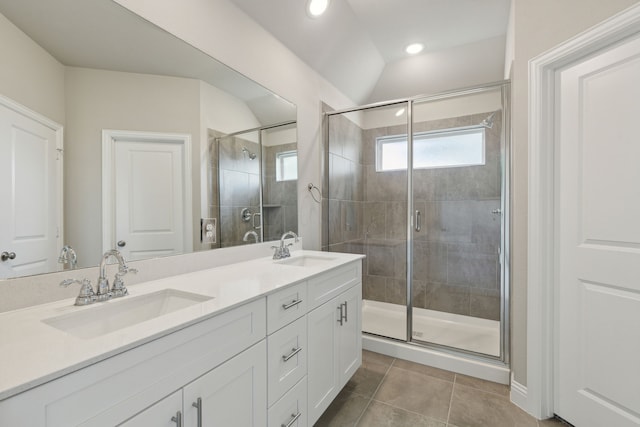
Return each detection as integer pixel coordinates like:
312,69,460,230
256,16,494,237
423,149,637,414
0,0,297,279
207,122,298,249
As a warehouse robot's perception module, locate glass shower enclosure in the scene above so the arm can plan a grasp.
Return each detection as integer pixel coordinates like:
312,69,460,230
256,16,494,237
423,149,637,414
324,82,509,362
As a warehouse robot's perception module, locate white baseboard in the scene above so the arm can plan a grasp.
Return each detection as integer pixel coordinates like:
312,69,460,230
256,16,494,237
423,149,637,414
510,373,528,413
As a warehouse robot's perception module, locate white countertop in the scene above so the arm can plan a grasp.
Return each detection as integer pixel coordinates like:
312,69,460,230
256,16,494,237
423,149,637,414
0,250,364,401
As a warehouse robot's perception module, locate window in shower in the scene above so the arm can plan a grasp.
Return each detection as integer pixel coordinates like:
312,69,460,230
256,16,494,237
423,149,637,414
376,127,485,171
275,150,298,181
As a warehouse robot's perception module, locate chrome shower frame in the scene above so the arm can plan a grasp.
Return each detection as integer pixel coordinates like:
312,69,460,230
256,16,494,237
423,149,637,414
324,80,511,368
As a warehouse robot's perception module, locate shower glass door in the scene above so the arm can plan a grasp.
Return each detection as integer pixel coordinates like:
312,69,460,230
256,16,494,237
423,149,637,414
410,86,505,357
326,102,409,341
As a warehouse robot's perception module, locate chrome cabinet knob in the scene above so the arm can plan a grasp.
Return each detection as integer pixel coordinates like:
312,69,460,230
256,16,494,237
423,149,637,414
117,240,126,247
1,251,16,261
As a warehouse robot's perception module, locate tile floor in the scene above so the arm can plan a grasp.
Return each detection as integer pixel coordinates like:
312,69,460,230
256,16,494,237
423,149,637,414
315,350,570,427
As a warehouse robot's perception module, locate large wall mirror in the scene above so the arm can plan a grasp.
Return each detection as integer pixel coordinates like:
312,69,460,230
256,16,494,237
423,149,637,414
0,0,297,280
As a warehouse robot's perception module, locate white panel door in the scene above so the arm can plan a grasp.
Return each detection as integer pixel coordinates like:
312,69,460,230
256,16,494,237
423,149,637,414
307,295,340,425
556,34,640,427
0,100,60,278
183,341,267,427
337,283,362,388
114,139,186,260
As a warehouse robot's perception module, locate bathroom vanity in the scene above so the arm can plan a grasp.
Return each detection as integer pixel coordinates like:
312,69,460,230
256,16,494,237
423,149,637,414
0,250,363,426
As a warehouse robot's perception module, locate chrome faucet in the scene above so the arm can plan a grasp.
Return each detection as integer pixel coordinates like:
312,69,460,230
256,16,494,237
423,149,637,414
97,249,137,300
243,230,260,243
59,250,137,306
58,245,78,270
272,231,299,259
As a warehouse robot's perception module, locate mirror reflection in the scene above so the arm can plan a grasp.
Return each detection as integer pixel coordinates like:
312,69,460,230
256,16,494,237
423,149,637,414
0,0,297,279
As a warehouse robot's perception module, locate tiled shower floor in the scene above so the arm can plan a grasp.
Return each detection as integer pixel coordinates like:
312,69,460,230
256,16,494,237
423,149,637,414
314,350,570,427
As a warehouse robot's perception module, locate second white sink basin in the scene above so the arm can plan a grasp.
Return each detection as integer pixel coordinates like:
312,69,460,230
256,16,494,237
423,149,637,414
276,255,337,267
43,289,212,339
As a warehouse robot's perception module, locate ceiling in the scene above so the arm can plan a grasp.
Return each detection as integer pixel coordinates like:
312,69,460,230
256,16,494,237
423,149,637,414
229,0,512,104
0,0,296,125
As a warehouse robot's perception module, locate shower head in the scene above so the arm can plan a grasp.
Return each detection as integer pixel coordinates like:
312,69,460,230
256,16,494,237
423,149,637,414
481,112,496,129
242,147,257,160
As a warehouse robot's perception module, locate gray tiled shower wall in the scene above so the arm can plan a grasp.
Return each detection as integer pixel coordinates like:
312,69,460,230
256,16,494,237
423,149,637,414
262,143,299,241
215,136,261,248
326,112,502,321
208,136,298,248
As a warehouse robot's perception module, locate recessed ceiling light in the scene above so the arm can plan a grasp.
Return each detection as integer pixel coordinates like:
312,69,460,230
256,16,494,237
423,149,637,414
395,108,405,117
405,43,424,55
307,0,330,17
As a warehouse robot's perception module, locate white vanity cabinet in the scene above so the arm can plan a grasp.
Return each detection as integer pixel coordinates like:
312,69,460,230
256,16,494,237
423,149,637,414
307,283,362,424
0,298,266,427
0,255,363,427
266,260,362,427
121,341,267,427
306,262,362,425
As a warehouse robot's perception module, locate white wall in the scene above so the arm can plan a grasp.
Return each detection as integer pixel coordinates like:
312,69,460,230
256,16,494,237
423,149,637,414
0,12,65,125
510,0,640,387
64,67,202,265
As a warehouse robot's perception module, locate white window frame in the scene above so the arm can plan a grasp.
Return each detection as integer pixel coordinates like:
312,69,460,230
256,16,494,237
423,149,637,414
275,150,298,181
375,126,486,172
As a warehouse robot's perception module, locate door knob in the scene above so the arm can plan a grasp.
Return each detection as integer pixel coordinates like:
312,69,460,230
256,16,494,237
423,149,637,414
1,251,16,261
117,240,126,247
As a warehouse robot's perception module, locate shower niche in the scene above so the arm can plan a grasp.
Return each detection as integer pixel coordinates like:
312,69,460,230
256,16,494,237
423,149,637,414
324,83,509,363
208,122,298,248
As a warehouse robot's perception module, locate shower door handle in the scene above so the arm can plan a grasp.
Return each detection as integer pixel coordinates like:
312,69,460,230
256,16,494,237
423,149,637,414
415,210,421,232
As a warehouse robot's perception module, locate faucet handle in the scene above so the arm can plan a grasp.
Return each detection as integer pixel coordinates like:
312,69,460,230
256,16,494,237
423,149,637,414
119,265,138,275
60,278,96,306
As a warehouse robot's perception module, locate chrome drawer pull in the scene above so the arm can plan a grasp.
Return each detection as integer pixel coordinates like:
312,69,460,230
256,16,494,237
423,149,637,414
281,412,302,427
192,397,202,427
171,410,182,427
337,304,344,325
282,299,303,310
282,346,302,362
343,301,348,322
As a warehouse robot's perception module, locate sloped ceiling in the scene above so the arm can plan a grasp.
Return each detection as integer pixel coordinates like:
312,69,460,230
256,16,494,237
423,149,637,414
229,0,511,104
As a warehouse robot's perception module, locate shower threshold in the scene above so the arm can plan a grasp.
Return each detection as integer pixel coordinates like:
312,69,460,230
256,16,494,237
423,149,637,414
362,299,500,357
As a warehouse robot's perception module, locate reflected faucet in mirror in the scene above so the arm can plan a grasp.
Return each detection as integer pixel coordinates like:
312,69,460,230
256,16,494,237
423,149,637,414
58,246,78,270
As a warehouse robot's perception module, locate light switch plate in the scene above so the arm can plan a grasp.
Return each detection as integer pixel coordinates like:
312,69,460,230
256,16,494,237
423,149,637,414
201,218,217,244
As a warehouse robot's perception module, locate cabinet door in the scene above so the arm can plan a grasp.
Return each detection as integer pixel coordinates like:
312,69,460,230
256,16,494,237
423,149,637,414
337,283,362,388
307,296,341,425
183,341,267,427
119,390,182,427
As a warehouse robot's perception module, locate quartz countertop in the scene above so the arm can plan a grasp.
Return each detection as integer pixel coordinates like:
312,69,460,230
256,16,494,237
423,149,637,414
0,250,364,401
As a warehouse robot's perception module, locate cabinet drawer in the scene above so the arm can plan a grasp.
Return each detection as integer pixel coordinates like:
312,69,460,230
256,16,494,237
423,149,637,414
267,281,307,334
268,377,307,427
267,316,307,406
308,261,360,310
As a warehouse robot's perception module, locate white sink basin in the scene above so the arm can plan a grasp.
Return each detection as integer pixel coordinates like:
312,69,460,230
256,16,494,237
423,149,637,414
276,255,337,267
43,289,212,339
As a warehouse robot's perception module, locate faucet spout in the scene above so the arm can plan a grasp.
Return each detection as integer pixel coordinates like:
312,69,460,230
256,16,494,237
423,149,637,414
278,231,299,258
243,230,260,243
97,249,136,300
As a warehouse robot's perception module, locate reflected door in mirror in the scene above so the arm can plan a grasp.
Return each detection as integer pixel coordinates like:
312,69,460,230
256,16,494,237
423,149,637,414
104,131,193,260
0,97,62,279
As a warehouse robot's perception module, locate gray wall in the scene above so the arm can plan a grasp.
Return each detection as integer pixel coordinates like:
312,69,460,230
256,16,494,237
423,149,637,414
263,143,298,241
327,111,502,321
215,136,261,247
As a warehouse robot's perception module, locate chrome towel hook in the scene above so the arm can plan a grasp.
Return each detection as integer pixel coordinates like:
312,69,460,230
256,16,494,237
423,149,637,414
307,183,321,203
